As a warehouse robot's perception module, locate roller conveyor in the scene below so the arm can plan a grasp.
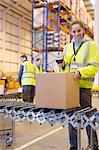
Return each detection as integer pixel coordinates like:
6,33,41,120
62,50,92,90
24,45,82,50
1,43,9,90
0,100,98,128
0,93,23,100
0,95,98,150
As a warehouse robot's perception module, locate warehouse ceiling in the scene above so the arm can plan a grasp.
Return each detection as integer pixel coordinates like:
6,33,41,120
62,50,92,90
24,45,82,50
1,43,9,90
0,0,95,23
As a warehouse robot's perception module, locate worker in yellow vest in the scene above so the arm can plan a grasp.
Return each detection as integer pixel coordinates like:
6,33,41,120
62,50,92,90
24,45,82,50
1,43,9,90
18,55,36,103
54,54,66,72
34,58,43,96
35,58,43,74
63,20,99,150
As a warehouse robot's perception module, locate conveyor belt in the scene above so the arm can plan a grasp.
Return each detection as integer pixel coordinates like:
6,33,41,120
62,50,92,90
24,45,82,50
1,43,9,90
0,98,98,150
0,93,98,150
0,100,98,130
0,93,23,100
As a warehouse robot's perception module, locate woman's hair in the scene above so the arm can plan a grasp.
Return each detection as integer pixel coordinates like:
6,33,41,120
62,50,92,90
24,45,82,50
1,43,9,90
70,20,85,30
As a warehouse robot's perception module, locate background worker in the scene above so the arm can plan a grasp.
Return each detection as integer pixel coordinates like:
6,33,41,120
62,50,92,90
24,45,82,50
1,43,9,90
63,20,99,150
35,58,43,73
18,55,36,103
34,58,43,100
54,55,66,72
3,77,8,94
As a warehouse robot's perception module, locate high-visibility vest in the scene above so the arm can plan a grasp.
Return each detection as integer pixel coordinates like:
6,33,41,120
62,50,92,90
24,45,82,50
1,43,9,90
34,65,43,85
35,65,43,74
54,66,67,72
21,61,36,86
63,41,99,88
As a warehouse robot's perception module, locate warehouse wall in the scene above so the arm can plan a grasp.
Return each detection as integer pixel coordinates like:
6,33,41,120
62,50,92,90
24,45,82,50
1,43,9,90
0,9,32,77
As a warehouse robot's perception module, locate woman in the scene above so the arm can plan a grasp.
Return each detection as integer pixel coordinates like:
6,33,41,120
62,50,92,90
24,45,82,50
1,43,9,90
63,20,99,150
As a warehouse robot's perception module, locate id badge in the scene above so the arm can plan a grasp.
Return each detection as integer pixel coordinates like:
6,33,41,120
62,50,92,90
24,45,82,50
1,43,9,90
70,64,78,70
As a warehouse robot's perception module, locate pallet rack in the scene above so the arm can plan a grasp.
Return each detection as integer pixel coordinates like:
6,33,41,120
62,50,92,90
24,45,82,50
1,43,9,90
32,0,94,71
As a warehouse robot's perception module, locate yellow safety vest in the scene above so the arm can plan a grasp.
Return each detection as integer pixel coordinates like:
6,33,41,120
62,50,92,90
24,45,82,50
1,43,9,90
54,66,67,72
21,61,36,86
34,65,43,85
63,41,99,88
35,65,43,74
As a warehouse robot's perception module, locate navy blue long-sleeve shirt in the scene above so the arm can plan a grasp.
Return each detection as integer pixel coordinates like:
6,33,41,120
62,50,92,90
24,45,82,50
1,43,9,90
18,65,24,86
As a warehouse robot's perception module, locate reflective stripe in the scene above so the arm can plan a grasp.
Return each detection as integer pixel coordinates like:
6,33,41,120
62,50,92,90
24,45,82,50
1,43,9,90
87,62,99,66
22,77,36,79
71,68,76,70
83,41,91,66
70,62,83,67
80,78,94,81
23,72,36,74
70,61,99,68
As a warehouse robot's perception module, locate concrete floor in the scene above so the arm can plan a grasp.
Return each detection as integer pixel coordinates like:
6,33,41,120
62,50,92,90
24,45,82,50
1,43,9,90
0,96,99,150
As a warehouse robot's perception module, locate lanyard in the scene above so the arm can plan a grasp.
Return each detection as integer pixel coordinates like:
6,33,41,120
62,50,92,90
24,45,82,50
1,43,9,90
73,40,88,61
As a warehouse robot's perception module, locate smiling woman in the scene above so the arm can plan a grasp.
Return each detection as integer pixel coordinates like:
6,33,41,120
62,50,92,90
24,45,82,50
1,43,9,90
63,19,99,150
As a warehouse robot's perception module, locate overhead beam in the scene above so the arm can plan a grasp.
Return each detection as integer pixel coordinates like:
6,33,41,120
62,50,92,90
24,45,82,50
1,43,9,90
3,0,25,13
1,0,32,21
84,4,93,7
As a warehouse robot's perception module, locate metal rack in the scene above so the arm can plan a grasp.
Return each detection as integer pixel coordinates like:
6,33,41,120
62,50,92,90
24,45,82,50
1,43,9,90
32,0,46,70
0,114,14,146
31,0,94,72
31,0,71,71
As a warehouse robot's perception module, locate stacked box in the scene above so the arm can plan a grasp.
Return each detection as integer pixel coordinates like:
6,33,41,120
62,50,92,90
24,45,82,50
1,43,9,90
48,13,58,32
87,14,93,30
47,31,54,48
66,33,70,43
71,0,76,14
53,31,70,48
76,0,80,18
62,0,70,9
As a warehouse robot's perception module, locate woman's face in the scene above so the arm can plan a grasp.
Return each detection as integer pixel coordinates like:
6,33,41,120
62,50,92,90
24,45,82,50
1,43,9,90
71,24,84,40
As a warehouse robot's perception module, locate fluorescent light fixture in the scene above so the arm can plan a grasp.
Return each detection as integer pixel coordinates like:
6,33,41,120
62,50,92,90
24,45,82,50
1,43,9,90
90,0,95,8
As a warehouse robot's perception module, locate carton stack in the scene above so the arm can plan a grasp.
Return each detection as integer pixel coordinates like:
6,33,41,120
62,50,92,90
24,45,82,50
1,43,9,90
62,0,70,9
47,31,54,48
71,0,76,14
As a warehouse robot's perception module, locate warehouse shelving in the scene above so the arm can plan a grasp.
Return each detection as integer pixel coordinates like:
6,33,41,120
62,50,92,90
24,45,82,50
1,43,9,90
47,1,93,38
32,0,94,71
32,0,46,70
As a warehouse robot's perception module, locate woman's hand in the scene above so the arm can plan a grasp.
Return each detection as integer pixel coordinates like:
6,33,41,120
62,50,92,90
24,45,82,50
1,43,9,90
74,70,81,80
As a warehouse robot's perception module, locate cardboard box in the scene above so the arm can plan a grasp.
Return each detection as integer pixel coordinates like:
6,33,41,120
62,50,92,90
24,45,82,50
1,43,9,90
36,72,80,109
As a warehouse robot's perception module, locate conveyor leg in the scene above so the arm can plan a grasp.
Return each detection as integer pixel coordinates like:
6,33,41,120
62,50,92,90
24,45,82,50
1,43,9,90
77,113,81,150
90,127,94,150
